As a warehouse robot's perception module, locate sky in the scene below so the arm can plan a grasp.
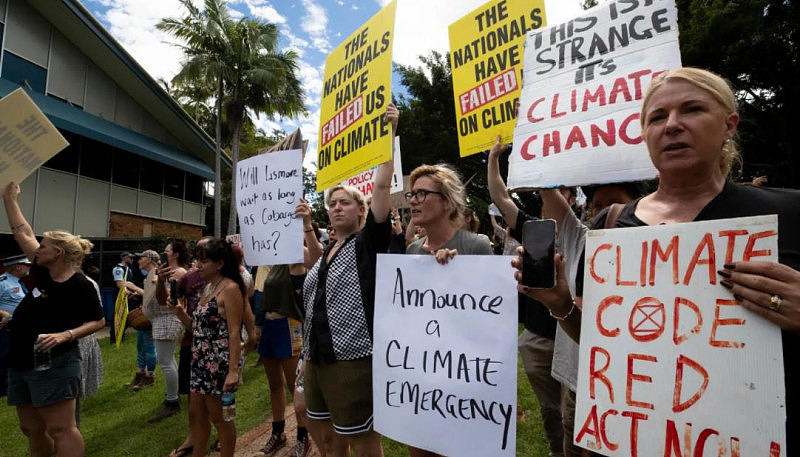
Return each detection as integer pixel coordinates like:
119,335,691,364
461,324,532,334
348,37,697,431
80,0,585,170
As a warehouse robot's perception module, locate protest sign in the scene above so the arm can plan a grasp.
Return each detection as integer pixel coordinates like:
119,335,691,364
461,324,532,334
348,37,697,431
225,234,242,249
316,0,397,192
448,0,546,157
373,254,518,456
235,149,303,266
340,136,402,197
507,0,680,189
0,88,69,187
576,215,786,456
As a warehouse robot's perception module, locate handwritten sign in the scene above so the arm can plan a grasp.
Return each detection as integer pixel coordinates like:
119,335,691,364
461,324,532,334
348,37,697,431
373,254,518,456
316,0,397,192
235,149,303,266
340,136,403,197
507,0,680,189
448,0,546,157
576,215,786,456
0,88,69,187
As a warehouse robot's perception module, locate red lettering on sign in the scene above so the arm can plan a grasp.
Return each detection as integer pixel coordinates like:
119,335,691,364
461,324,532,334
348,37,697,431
683,233,716,285
629,297,665,342
458,68,518,115
597,295,623,337
621,411,648,457
589,346,614,403
673,354,709,413
710,299,745,348
519,134,538,160
693,427,719,457
527,97,545,123
599,409,619,451
626,353,657,410
640,241,648,286
321,96,363,146
616,245,637,286
743,230,777,261
590,243,612,284
663,419,692,457
673,297,703,345
575,404,602,450
650,236,679,286
718,230,748,265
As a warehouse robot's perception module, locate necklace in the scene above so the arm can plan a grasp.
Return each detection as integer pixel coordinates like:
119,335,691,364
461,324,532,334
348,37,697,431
206,277,224,297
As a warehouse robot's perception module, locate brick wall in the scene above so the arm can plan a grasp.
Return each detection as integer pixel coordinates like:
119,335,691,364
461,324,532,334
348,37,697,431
109,212,203,239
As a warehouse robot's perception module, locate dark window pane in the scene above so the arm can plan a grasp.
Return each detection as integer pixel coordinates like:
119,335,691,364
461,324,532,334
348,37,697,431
113,150,139,188
43,130,79,173
164,167,184,199
139,157,162,193
1,52,46,93
79,137,113,181
185,173,204,203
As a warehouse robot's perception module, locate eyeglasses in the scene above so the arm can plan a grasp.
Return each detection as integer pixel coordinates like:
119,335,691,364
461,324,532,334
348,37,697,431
404,189,444,203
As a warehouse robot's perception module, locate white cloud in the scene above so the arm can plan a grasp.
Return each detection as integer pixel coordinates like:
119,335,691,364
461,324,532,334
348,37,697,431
282,26,310,57
337,0,344,5
238,0,286,24
299,0,331,53
351,4,359,10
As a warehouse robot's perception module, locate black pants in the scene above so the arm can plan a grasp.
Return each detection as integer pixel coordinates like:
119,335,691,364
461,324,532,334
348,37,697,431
178,345,191,395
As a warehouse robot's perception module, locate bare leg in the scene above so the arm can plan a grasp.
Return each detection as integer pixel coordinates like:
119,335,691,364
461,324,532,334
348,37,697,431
307,419,349,457
263,359,287,421
408,447,442,457
37,399,84,457
16,404,53,457
348,430,384,457
189,393,211,457
205,394,236,457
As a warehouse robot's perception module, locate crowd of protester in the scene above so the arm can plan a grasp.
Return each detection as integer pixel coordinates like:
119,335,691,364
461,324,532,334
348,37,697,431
0,68,798,457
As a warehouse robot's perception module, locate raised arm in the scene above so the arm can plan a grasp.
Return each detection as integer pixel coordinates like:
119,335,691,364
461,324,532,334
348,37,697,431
487,136,519,230
540,188,574,227
3,182,39,259
370,103,399,223
296,200,323,269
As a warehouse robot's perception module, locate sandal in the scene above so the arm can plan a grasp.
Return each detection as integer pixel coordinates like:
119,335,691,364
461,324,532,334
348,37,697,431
168,446,193,457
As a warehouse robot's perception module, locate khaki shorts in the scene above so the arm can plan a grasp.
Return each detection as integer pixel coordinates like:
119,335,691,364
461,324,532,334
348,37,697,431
305,357,373,435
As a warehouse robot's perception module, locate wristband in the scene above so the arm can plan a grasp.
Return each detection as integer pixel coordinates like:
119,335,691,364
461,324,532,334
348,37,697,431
304,228,314,232
548,299,576,321
67,329,75,341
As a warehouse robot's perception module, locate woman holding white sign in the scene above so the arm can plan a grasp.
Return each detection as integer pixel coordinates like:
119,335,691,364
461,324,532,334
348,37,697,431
514,67,800,451
302,103,398,457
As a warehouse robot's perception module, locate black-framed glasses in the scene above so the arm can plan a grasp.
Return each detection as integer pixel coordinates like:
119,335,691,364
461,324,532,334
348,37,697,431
404,189,444,203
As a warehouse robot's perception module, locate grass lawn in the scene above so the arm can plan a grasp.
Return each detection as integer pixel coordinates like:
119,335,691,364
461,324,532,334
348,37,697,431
1,331,551,456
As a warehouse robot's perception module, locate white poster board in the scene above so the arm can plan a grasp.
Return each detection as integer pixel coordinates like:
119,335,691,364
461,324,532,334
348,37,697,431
373,254,519,456
0,88,69,187
340,136,403,197
508,0,681,189
576,215,786,456
235,149,304,266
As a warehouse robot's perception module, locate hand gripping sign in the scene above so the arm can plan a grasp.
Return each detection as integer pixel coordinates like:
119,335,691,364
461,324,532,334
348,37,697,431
316,1,397,192
507,0,681,190
576,215,786,457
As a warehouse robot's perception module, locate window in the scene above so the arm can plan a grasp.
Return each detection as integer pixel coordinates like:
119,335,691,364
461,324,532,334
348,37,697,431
42,130,79,173
139,157,163,194
1,52,47,93
185,173,204,203
79,137,113,181
164,166,184,199
112,149,139,188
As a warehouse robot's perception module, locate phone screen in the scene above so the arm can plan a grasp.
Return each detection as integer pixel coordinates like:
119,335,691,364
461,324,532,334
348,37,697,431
169,279,178,306
159,252,168,266
521,219,556,289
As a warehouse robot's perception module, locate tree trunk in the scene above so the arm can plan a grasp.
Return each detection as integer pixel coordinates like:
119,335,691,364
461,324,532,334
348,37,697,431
226,120,241,236
214,79,223,238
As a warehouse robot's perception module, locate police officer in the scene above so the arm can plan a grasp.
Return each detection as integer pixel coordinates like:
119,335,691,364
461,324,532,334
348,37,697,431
0,254,32,397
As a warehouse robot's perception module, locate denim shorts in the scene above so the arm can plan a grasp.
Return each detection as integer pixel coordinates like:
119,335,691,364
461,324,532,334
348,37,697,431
7,347,81,407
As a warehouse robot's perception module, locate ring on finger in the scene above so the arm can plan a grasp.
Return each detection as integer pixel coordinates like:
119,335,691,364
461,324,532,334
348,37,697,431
769,294,782,312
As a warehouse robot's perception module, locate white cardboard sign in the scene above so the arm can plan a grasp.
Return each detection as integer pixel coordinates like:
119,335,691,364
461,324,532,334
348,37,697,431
340,136,403,197
576,215,786,456
508,0,681,189
235,149,304,266
373,254,519,457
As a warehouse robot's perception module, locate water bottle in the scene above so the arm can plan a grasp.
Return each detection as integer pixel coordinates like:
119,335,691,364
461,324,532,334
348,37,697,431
296,373,305,394
221,391,236,422
33,335,51,371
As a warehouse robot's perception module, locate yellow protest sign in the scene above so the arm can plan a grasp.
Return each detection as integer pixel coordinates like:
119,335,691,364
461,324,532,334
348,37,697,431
0,88,69,186
113,287,128,348
316,0,397,192
448,0,546,157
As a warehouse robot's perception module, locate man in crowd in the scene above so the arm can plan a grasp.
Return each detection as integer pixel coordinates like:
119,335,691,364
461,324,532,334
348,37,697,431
115,252,156,389
0,254,31,397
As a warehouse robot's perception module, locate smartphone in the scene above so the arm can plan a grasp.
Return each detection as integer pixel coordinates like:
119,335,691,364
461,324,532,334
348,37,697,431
521,219,556,289
159,252,168,266
169,279,178,306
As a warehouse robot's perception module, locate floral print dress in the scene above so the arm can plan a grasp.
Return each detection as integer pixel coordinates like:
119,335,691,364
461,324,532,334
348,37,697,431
190,295,230,395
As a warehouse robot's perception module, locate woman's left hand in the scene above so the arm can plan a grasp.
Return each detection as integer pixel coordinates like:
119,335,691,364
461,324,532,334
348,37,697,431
223,371,239,392
721,261,800,332
430,248,458,265
35,332,71,352
295,199,312,226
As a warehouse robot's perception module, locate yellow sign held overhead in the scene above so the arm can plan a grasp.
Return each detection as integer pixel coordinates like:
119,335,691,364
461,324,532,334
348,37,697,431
448,0,546,157
316,0,397,192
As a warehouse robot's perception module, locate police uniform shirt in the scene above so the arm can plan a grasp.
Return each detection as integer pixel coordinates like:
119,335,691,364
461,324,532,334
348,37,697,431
0,272,27,317
112,263,129,285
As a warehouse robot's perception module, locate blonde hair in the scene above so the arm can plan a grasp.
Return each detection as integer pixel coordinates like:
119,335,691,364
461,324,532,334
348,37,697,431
409,164,467,223
43,230,93,267
641,67,741,178
325,185,368,227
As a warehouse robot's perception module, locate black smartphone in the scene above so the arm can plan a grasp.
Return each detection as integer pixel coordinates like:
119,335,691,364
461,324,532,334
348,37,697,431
521,219,556,289
159,252,168,266
169,279,178,306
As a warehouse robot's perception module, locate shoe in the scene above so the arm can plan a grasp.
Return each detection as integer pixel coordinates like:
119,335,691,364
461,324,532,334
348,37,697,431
133,373,155,391
259,432,287,456
293,435,311,457
148,399,180,423
125,372,143,388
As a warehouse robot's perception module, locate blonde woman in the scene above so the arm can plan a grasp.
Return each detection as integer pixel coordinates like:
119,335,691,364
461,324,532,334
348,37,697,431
2,182,105,457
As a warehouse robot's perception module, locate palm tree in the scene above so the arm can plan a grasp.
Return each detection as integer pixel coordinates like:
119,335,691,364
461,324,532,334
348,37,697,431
223,18,305,235
158,0,232,238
